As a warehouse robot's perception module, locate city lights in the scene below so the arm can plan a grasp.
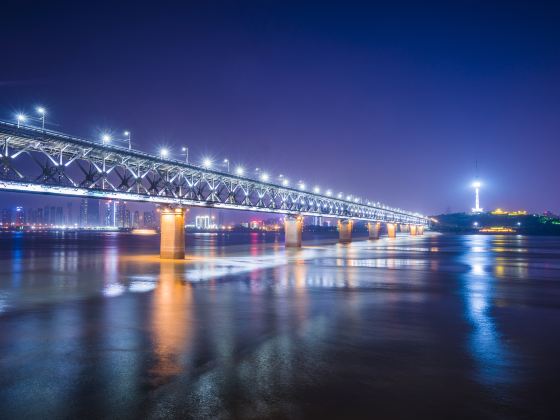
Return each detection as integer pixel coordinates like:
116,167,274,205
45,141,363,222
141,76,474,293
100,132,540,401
313,186,321,194
282,179,289,187
202,158,213,168
235,166,244,176
102,134,111,144
260,172,269,182
160,148,169,158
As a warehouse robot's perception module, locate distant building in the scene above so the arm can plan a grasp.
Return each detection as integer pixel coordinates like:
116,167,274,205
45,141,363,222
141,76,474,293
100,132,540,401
55,207,64,225
195,215,211,229
79,199,88,227
104,201,116,226
133,210,140,228
87,199,100,226
143,211,156,228
15,207,25,227
1,208,11,225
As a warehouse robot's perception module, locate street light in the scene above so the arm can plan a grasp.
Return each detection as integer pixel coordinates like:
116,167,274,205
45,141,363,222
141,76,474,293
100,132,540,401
298,182,306,190
102,134,111,144
181,146,189,164
260,172,269,182
36,107,46,130
160,148,169,159
313,186,320,194
202,158,213,168
16,113,26,128
123,131,131,149
326,189,332,196
223,158,230,173
282,178,290,187
235,166,244,176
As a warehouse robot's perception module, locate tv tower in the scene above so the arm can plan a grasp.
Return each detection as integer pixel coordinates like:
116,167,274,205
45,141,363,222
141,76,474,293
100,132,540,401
471,161,483,213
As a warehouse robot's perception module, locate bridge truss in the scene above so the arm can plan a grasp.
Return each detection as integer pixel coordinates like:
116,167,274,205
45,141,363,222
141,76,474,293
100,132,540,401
0,121,428,225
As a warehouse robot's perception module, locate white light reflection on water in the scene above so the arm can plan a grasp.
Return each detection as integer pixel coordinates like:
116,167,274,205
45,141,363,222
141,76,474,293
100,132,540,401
462,235,515,389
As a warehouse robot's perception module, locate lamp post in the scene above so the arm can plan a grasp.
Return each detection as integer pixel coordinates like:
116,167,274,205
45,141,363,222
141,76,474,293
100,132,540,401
223,158,230,173
124,131,131,149
36,107,46,130
181,146,189,164
16,114,26,128
160,148,169,159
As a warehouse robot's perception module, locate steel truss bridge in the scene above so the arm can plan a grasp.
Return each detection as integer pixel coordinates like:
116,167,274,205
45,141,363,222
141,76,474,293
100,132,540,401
0,121,428,226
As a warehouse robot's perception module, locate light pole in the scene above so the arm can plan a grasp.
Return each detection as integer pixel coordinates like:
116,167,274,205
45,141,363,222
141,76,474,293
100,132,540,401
160,148,169,159
102,134,111,145
16,114,26,128
36,107,46,130
124,131,131,149
181,146,189,164
223,159,230,173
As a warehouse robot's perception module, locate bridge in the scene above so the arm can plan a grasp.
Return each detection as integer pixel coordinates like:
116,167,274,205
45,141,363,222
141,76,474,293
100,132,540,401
0,120,429,258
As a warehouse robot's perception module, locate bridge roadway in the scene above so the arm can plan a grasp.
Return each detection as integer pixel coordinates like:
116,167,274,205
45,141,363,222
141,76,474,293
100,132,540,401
0,120,429,258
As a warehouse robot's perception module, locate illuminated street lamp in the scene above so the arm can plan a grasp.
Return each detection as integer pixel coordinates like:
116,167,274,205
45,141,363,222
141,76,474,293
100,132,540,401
235,166,244,176
16,113,26,128
181,146,189,163
102,134,111,144
282,178,290,187
160,148,169,159
123,131,131,149
313,186,321,194
260,172,269,182
202,158,213,169
223,158,230,173
298,181,306,191
36,107,46,130
326,189,332,197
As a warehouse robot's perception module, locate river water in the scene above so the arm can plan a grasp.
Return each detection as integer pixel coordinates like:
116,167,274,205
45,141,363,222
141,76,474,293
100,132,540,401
0,231,559,419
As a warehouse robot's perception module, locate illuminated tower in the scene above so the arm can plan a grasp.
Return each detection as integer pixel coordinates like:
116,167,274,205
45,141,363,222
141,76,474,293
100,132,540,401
472,181,483,213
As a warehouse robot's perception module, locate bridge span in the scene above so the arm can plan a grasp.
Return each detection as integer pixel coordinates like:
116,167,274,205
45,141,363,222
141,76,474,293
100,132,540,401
0,120,429,258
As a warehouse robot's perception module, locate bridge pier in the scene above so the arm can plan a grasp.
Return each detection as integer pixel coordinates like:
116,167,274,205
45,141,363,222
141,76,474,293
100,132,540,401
386,222,397,238
285,215,303,247
367,222,381,240
160,207,186,259
338,219,353,243
409,225,418,236
418,225,425,235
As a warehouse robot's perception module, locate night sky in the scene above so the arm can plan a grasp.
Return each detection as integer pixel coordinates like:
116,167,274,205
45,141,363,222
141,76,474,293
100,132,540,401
2,1,559,215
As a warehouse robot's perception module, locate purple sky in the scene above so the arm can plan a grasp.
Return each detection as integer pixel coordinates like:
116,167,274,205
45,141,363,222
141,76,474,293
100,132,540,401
2,1,560,215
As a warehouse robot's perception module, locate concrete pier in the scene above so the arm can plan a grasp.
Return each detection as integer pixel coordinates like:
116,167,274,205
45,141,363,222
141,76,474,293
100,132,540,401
387,222,397,238
418,225,425,235
160,207,186,259
410,225,418,236
338,219,354,243
367,222,381,240
285,215,303,247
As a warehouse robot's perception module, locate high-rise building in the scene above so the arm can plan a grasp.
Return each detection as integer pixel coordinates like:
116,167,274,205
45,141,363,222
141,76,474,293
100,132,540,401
133,210,140,228
1,208,11,226
87,199,100,226
15,207,25,227
115,201,126,227
50,206,56,224
124,209,131,228
37,207,43,224
79,199,88,227
43,206,50,225
55,207,64,225
66,202,73,225
104,201,115,226
143,211,156,228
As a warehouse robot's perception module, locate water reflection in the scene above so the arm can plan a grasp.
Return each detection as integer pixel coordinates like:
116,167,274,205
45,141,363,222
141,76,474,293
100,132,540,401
1,232,560,418
461,235,514,389
150,261,194,384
